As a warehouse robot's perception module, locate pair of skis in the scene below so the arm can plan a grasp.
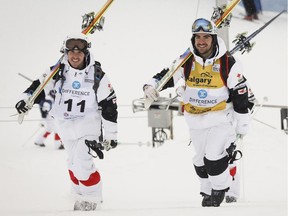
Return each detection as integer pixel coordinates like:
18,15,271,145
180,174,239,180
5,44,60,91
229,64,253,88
17,0,114,124
143,0,241,109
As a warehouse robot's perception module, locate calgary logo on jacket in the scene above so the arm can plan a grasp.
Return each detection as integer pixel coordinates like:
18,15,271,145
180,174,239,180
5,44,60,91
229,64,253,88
187,72,213,85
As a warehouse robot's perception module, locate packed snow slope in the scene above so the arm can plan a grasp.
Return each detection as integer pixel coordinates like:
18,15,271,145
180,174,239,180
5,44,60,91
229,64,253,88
0,0,287,216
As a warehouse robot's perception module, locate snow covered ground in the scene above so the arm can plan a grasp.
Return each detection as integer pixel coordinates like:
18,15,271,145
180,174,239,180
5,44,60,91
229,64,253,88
0,0,287,215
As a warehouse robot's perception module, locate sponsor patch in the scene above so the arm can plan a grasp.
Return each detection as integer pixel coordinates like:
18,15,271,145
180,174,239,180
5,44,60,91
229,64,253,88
237,73,244,82
198,89,208,98
212,64,220,72
72,81,81,89
84,78,94,83
108,83,114,92
201,72,213,78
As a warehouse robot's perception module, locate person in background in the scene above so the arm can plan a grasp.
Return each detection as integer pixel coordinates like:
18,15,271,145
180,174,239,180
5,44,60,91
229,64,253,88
242,0,259,21
143,18,255,207
34,98,64,150
253,0,262,14
15,33,118,211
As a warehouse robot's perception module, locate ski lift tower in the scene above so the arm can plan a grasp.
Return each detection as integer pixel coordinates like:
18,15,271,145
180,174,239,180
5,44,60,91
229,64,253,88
216,0,230,50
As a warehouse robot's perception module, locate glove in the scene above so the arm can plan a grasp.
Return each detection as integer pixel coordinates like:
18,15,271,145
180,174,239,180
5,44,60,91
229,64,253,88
143,85,159,101
102,140,118,151
234,112,251,136
15,99,33,114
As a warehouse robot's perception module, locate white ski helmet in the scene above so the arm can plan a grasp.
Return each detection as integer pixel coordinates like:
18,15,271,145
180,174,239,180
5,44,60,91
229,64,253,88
61,33,91,54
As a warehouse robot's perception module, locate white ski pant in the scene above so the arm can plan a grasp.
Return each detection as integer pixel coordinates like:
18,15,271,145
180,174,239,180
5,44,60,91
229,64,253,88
186,118,236,195
53,115,103,203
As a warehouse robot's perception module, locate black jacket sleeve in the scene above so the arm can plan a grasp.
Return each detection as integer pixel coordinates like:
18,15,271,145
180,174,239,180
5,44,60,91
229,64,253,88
152,68,175,91
23,79,46,104
229,77,250,114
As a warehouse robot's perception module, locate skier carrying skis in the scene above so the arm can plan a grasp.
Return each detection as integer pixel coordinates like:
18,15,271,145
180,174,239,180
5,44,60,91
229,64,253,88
15,33,118,211
143,18,254,207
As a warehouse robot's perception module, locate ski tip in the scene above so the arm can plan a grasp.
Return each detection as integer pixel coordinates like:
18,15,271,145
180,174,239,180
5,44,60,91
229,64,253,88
17,113,25,124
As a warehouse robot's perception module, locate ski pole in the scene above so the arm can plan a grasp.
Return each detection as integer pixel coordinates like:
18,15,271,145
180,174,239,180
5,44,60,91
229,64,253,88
227,96,269,152
22,125,43,147
18,73,33,82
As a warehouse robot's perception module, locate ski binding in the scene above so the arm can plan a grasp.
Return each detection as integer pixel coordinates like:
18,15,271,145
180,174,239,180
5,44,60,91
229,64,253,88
82,12,105,33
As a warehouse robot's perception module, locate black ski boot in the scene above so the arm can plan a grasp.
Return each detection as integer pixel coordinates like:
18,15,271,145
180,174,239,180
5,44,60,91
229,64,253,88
200,192,211,207
211,188,229,207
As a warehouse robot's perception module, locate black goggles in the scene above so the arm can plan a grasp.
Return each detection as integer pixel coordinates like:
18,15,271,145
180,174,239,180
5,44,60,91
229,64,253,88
65,39,88,51
192,18,214,34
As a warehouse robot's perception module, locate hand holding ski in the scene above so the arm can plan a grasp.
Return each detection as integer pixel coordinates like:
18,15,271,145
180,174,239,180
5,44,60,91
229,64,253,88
144,48,192,109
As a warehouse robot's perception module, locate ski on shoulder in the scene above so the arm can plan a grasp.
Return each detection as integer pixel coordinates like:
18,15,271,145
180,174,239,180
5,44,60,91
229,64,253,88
17,0,114,124
144,0,241,109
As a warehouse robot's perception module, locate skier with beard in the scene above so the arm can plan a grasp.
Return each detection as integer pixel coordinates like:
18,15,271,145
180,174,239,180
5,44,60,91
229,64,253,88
143,18,254,207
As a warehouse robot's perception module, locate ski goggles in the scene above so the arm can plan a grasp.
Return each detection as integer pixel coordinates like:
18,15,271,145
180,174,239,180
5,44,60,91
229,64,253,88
192,18,216,34
65,39,89,52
